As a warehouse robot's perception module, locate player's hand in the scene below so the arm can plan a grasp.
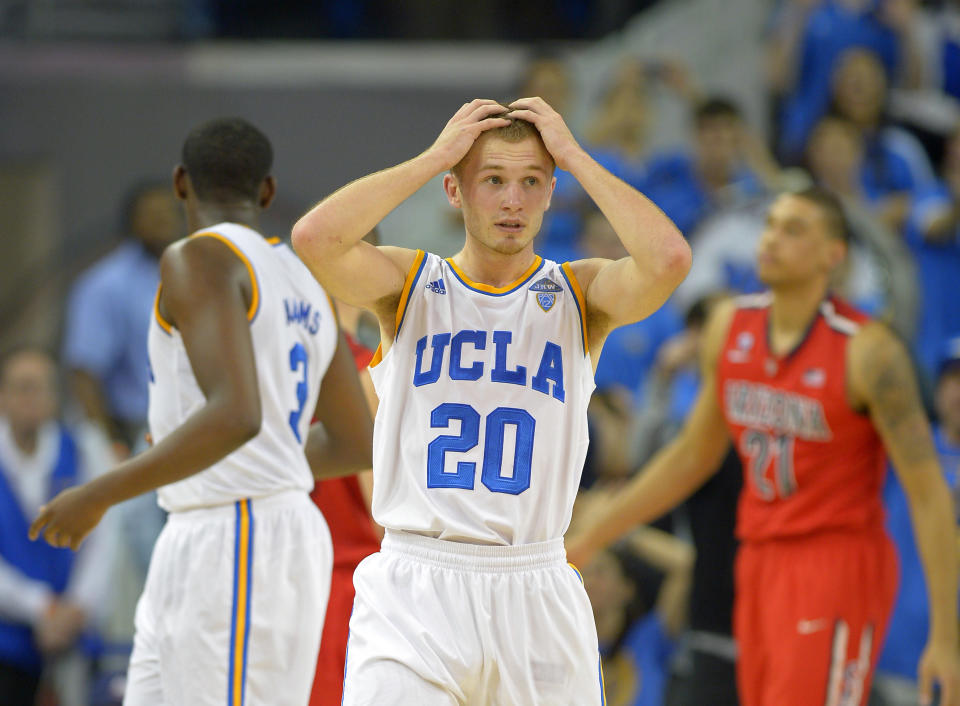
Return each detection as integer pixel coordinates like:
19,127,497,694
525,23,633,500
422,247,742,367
507,97,585,171
426,99,512,171
29,485,107,551
919,639,960,706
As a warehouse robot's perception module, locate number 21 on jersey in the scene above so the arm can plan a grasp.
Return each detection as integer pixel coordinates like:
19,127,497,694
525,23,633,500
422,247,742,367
740,429,797,501
427,403,535,495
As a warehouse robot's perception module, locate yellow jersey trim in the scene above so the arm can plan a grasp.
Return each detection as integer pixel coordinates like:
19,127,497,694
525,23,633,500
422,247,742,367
265,236,281,245
369,343,383,368
153,285,173,334
191,231,260,321
444,255,543,295
394,249,427,337
560,262,589,355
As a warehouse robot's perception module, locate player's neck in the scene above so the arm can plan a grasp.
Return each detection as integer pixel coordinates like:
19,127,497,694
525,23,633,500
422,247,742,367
767,280,829,355
189,203,260,233
450,240,537,289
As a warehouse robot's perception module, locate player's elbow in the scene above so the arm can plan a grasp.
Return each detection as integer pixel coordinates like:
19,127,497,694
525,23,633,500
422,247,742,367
222,400,262,445
291,213,338,263
657,236,692,286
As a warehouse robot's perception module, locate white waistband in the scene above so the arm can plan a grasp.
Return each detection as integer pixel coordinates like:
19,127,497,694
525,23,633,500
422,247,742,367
166,488,310,524
381,530,567,573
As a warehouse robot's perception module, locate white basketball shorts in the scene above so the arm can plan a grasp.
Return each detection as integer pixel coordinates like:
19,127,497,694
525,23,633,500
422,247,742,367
341,530,605,706
124,490,332,706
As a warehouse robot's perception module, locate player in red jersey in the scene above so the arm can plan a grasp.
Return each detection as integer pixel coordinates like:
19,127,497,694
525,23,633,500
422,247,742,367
569,187,960,705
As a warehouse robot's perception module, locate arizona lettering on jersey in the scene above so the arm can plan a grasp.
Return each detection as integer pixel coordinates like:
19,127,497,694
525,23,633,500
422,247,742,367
369,251,595,545
717,294,887,541
147,223,337,512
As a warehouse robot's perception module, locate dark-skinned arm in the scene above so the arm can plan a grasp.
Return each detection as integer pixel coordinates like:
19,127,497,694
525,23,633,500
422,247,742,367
304,330,374,480
849,323,960,706
30,236,261,550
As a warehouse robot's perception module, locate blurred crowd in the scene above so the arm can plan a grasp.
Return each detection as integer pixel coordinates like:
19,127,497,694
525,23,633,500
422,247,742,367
2,1,960,705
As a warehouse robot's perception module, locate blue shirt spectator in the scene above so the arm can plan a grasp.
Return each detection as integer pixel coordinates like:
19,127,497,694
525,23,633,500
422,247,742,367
641,151,764,238
778,1,902,162
63,241,159,427
0,349,116,706
902,183,960,380
62,183,181,447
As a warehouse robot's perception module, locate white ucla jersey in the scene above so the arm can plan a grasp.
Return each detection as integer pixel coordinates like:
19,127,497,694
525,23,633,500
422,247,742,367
369,251,595,545
147,223,337,512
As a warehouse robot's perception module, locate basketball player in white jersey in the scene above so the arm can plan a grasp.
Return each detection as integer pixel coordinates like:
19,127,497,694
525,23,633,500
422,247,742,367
30,118,374,705
291,98,691,704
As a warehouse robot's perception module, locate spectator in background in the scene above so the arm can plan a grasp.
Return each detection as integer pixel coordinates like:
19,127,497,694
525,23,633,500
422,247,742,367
516,48,588,263
62,181,181,453
517,47,573,116
829,47,934,228
586,57,703,189
874,337,960,706
804,116,921,323
767,0,923,163
901,124,960,384
0,347,115,706
640,97,767,240
579,527,693,706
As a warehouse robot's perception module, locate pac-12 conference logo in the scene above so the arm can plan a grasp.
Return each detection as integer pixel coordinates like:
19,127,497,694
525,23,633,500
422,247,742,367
529,277,563,312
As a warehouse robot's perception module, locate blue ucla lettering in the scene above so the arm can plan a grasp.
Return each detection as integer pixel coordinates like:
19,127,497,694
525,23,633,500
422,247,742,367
491,331,527,385
413,333,452,386
449,330,486,381
284,299,321,335
411,329,564,403
531,342,565,402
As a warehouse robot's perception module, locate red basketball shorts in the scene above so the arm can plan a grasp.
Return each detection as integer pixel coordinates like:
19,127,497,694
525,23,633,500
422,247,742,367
734,529,898,706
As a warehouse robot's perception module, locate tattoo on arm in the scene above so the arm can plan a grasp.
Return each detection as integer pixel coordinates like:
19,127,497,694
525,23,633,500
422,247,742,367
862,335,937,467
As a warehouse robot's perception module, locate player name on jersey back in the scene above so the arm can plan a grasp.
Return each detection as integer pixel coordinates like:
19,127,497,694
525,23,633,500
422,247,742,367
147,223,337,512
369,251,595,546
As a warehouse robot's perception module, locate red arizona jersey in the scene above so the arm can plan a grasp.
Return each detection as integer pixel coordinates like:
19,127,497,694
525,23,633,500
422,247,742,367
717,293,887,542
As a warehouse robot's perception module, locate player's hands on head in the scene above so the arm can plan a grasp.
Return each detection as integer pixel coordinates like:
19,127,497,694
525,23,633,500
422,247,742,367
28,485,107,552
428,99,512,171
507,97,584,171
919,640,960,706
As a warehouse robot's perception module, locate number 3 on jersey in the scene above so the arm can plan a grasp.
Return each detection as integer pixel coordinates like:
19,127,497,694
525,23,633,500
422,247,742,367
288,343,309,442
427,403,535,495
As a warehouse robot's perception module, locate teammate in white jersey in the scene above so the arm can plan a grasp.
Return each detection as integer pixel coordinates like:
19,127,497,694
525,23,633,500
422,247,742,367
30,118,374,705
291,98,690,704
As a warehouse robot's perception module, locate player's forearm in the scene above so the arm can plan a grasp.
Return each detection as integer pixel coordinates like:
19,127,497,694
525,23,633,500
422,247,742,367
564,149,690,285
907,469,960,645
304,424,373,480
573,436,719,559
292,150,447,263
84,400,260,508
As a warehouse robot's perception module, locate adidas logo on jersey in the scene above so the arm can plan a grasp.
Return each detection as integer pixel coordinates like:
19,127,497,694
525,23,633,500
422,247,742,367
426,278,446,295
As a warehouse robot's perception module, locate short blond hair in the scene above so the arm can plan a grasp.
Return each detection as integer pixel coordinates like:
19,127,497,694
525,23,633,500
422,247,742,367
451,110,553,178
